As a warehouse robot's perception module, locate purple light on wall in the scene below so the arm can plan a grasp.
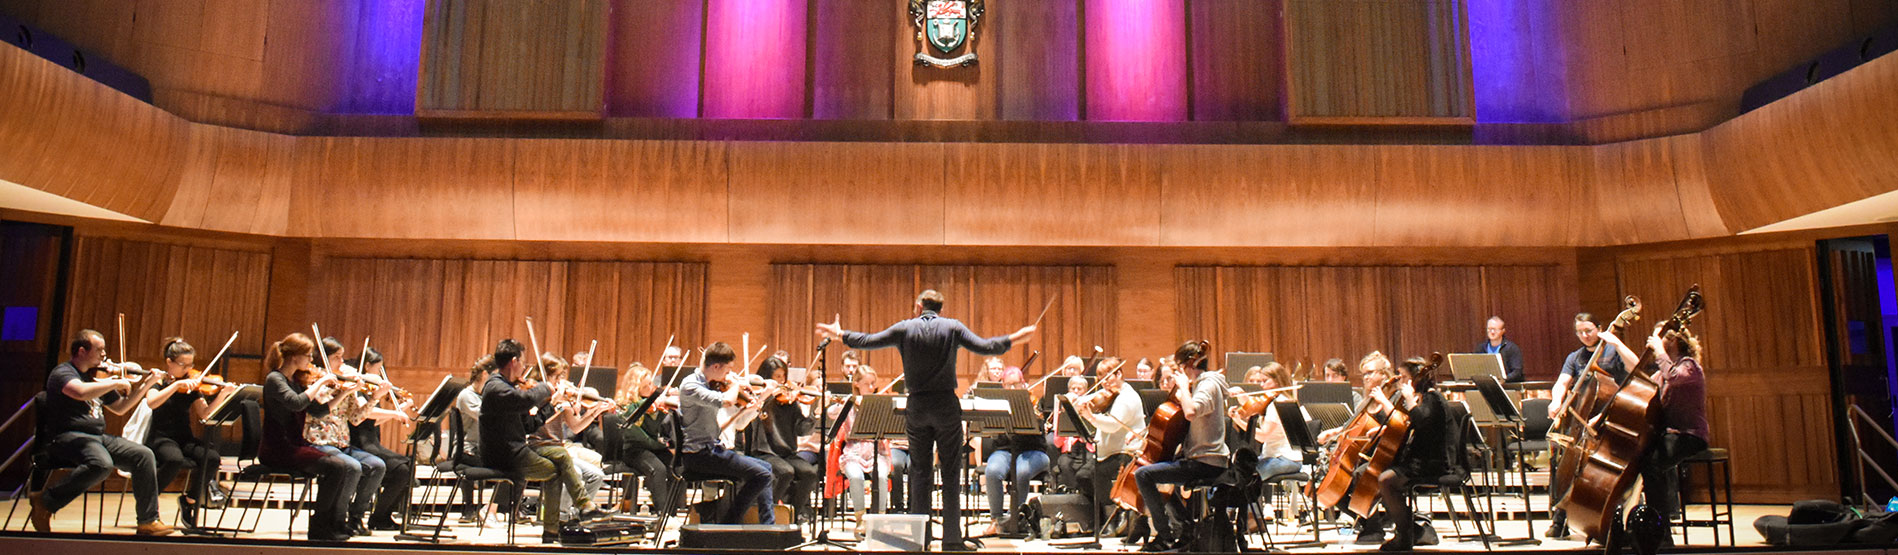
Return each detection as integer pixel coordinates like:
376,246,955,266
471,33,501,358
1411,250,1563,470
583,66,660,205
1466,0,1566,123
1085,0,1188,122
606,0,705,117
703,0,808,119
340,0,425,115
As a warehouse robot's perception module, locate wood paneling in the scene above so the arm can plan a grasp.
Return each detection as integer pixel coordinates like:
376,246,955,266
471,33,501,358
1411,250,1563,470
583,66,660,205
417,0,607,116
1608,243,1837,504
1284,0,1474,120
1190,0,1285,122
294,137,518,240
509,139,730,243
1083,0,1189,122
942,143,1163,246
811,0,897,120
894,0,1082,121
1177,264,1573,381
726,142,945,244
604,0,705,117
701,0,807,118
769,263,1114,389
62,235,273,383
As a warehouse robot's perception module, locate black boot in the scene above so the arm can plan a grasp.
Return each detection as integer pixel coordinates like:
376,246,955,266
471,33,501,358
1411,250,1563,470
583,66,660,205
1380,520,1416,552
1545,509,1571,538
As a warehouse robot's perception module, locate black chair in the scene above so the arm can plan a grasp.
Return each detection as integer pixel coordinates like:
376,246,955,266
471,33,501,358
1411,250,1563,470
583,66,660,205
441,408,525,544
3,392,110,533
211,399,315,539
1404,403,1492,549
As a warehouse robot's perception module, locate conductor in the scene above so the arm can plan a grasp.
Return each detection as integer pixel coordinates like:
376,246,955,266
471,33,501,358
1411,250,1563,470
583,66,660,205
816,290,1036,551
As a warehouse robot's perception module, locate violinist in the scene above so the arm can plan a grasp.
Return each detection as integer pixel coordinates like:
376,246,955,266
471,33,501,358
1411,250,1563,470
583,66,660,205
1639,326,1709,545
1035,355,1086,417
307,337,387,536
259,333,364,541
1372,356,1454,552
678,342,777,524
1235,362,1305,482
346,347,415,531
1132,358,1154,381
30,329,173,536
479,340,603,543
1077,359,1146,531
979,366,1049,537
836,365,890,525
1131,340,1229,553
145,337,236,531
453,355,496,523
1050,376,1094,498
741,357,817,524
614,362,674,515
1544,312,1640,538
979,356,1006,383
531,354,609,525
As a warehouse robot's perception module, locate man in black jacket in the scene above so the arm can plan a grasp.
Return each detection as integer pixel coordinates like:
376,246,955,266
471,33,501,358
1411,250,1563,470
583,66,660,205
480,339,601,542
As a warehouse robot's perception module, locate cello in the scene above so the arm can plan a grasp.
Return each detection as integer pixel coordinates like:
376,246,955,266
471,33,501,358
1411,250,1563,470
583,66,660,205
1311,353,1441,517
1107,340,1208,512
1557,285,1704,542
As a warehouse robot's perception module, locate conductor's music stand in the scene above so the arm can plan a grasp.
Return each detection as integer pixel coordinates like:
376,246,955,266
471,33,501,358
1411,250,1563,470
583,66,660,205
398,375,468,543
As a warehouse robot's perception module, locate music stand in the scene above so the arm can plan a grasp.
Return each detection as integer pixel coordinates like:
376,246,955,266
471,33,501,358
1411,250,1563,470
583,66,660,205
569,366,618,399
1448,353,1505,382
1297,382,1354,406
1273,400,1327,548
1234,383,1265,394
197,385,260,537
827,381,855,396
399,375,469,543
657,365,696,390
1471,375,1540,546
1124,379,1155,391
1225,352,1274,384
1055,396,1094,440
972,381,1005,392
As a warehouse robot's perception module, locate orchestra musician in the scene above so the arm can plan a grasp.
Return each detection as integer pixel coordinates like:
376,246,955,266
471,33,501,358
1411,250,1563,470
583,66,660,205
678,341,778,524
1365,357,1452,551
1132,341,1230,553
342,347,414,531
1132,358,1154,381
1051,375,1093,497
145,337,237,531
528,354,610,525
1321,358,1350,383
479,340,603,543
1543,312,1639,538
613,362,675,515
742,356,818,524
1235,362,1304,482
305,337,389,536
1315,351,1396,544
815,289,1035,551
1077,358,1146,533
836,365,890,527
980,366,1050,537
453,355,497,523
1474,316,1526,383
1639,326,1710,547
30,329,173,536
259,333,364,541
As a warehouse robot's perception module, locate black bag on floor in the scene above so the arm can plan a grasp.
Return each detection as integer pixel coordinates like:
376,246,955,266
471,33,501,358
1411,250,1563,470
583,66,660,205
1753,500,1861,546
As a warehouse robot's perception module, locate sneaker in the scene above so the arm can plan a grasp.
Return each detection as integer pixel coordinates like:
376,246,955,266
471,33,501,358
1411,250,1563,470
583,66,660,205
136,521,177,536
1356,524,1387,545
458,512,482,524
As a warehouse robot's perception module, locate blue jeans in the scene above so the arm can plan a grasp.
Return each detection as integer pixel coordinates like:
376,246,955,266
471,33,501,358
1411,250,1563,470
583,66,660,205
317,445,387,515
1256,456,1301,481
682,445,776,524
985,449,1050,520
1134,458,1225,539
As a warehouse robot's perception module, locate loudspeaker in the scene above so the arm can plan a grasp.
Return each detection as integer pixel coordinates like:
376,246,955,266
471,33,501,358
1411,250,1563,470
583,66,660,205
677,523,803,549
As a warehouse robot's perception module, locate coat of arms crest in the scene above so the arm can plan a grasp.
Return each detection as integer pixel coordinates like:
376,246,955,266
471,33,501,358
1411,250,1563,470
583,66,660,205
909,0,984,67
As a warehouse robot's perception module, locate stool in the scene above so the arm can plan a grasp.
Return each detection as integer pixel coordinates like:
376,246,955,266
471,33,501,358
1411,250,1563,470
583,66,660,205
1675,447,1734,546
1264,472,1323,547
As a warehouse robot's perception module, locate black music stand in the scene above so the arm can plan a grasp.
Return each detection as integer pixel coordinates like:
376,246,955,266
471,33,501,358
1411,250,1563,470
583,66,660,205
1274,400,1328,548
1124,379,1155,391
398,375,468,543
193,384,261,537
791,341,857,551
1471,375,1541,546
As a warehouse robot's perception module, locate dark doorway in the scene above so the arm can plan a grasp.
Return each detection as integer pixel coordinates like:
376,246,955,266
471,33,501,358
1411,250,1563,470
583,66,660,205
0,220,72,491
1819,236,1898,506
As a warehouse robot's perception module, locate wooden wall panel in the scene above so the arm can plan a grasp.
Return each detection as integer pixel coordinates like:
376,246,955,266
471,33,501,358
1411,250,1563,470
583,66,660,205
1178,263,1573,382
987,0,1082,121
1373,145,1587,246
1156,145,1378,247
62,235,273,383
811,0,897,120
1189,0,1285,122
701,0,807,118
726,142,945,244
161,125,297,236
942,143,1162,246
510,139,731,243
295,137,517,240
770,263,1113,389
1610,243,1836,503
605,0,705,117
313,257,707,383
418,0,607,115
1284,0,1474,120
1083,0,1189,122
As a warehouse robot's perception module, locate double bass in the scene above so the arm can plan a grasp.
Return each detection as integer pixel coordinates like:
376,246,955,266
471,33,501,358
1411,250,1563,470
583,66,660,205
1310,353,1441,517
1557,285,1704,542
1548,296,1642,447
1107,340,1207,512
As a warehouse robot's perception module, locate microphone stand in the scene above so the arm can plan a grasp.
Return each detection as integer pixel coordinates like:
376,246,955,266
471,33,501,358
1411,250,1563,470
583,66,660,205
792,338,855,550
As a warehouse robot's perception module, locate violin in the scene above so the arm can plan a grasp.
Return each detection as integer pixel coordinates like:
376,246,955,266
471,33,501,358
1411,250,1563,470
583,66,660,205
89,356,152,380
183,368,232,397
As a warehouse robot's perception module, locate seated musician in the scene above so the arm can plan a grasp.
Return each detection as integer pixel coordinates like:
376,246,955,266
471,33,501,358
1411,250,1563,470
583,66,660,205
1132,341,1230,552
306,338,389,536
30,330,173,536
145,337,237,531
343,347,415,531
1240,362,1305,481
678,342,778,524
1132,358,1154,381
453,355,497,523
837,365,890,525
980,366,1052,536
1315,352,1396,544
1475,316,1527,382
479,340,602,543
258,333,364,541
614,363,675,514
1079,359,1146,532
1545,312,1640,538
530,354,610,524
743,357,818,523
1052,375,1095,500
1374,356,1455,551
1640,326,1709,544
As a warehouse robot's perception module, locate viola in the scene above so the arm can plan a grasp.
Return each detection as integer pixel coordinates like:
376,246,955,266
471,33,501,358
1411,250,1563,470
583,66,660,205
1557,285,1703,542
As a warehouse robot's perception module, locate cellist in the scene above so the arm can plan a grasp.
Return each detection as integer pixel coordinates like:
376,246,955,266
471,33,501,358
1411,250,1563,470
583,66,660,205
1372,356,1455,551
1544,312,1639,538
1130,341,1229,553
1313,351,1396,545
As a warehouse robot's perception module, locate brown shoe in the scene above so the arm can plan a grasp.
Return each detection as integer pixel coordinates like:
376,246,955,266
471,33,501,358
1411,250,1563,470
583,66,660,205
28,493,51,533
136,521,177,536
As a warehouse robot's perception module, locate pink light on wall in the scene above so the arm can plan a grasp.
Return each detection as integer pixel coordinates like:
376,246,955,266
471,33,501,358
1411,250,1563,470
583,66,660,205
1085,0,1189,122
703,0,808,118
